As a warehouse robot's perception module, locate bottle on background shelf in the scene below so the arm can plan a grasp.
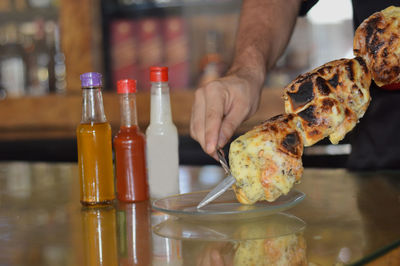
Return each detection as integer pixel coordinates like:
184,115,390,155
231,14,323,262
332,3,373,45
31,19,50,95
110,20,138,90
163,16,189,90
146,66,179,199
51,22,66,94
0,23,26,98
137,18,163,91
77,72,115,206
198,30,226,87
114,79,149,203
20,19,61,96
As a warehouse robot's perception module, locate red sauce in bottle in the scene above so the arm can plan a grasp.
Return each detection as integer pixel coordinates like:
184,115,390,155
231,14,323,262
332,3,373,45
114,79,149,202
114,126,148,202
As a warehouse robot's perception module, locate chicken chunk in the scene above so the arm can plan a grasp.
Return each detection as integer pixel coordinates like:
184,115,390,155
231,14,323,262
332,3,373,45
229,114,304,204
354,6,400,86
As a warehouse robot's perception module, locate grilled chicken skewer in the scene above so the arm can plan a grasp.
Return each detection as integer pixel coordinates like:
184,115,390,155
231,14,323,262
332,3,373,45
229,57,371,204
227,6,400,205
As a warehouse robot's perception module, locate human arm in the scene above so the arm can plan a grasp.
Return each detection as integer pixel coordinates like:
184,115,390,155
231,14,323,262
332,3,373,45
190,0,303,157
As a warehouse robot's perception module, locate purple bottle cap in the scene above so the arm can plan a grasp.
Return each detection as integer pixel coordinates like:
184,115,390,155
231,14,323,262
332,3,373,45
80,72,102,87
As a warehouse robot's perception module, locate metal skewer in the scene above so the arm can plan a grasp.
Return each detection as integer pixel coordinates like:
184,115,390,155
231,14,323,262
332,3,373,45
197,148,236,209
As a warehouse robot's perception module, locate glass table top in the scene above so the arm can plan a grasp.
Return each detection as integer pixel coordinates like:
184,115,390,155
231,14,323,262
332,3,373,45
0,162,399,265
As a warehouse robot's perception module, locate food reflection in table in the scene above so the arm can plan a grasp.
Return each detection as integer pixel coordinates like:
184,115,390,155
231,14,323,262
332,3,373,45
191,233,306,266
153,212,307,266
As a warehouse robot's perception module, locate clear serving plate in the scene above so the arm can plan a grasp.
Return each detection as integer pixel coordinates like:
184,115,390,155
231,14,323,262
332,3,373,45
152,189,305,221
153,212,306,241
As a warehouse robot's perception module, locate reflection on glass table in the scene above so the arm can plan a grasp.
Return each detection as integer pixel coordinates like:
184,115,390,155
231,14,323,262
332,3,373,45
153,212,306,241
186,231,307,266
0,162,399,265
156,213,307,266
81,206,118,266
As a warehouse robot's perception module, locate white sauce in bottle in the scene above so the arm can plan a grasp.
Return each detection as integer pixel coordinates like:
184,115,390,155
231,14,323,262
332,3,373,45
146,80,179,199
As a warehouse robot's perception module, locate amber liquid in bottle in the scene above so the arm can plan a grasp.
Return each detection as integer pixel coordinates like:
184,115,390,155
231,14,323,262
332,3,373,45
77,122,115,204
77,73,115,205
114,88,149,202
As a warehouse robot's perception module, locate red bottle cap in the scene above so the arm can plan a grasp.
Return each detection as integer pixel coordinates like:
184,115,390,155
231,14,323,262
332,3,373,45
150,66,168,82
117,79,137,93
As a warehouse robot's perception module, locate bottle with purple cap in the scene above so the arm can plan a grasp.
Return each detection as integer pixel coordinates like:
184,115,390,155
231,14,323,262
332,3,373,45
77,72,115,205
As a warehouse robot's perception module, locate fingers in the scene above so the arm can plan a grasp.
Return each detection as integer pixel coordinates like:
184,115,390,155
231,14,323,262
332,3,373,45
190,77,256,158
190,89,206,152
204,84,225,155
217,102,250,148
191,82,226,158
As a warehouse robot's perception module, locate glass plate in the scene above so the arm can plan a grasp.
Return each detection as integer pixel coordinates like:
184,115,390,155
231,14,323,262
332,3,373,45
153,212,306,241
152,189,305,221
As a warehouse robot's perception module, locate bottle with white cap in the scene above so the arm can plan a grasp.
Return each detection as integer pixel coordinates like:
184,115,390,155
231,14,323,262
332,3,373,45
146,66,179,199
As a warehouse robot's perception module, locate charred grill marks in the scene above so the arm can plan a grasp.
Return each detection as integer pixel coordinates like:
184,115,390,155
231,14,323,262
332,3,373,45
370,40,384,57
345,108,352,117
287,80,314,109
346,61,355,81
354,57,368,73
321,98,335,111
298,105,317,125
389,33,397,45
316,77,331,95
270,125,278,133
269,114,283,122
280,132,302,157
365,16,381,49
309,129,320,136
383,47,388,57
328,74,339,88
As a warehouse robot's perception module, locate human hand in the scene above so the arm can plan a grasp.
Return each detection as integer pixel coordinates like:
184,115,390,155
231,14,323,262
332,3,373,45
190,72,263,158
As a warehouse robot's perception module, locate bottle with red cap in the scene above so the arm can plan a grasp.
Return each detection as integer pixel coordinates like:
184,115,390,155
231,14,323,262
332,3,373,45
146,66,179,199
114,79,149,202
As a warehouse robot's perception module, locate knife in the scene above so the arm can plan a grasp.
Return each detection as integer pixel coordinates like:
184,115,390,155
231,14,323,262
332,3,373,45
197,149,236,209
197,175,236,209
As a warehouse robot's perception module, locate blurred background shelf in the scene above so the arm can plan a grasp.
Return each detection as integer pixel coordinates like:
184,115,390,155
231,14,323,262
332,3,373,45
0,88,284,164
0,0,355,166
0,88,285,138
101,0,241,91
